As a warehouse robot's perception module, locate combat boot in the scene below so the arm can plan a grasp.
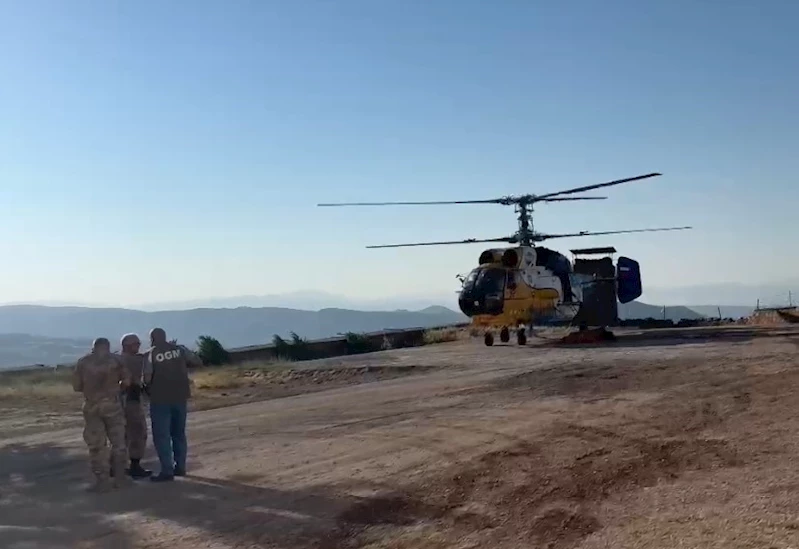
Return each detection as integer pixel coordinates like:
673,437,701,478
114,474,134,489
86,476,113,493
150,472,175,483
111,455,131,487
127,459,152,479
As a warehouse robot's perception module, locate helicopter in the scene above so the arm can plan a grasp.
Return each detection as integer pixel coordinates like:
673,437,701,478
318,172,691,346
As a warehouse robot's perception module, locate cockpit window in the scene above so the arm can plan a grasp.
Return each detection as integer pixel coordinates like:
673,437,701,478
463,268,481,290
477,268,505,294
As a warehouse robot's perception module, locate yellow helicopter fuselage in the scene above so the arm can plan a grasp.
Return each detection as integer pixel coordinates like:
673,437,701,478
466,264,561,328
457,246,579,332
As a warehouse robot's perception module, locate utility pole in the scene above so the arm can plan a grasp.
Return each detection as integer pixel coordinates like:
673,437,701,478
790,291,793,308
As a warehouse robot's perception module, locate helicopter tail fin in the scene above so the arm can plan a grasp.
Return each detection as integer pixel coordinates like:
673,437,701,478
616,257,642,304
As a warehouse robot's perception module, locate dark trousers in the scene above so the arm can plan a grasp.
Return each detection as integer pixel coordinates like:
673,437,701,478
149,402,188,476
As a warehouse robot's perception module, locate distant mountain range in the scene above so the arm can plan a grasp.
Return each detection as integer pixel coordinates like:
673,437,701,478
0,303,465,350
618,302,755,321
122,291,461,313
0,300,756,369
642,282,796,310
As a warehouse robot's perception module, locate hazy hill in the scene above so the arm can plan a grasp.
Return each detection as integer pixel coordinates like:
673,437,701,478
642,282,797,309
0,300,753,369
0,304,468,347
127,292,458,313
685,305,755,319
617,301,705,321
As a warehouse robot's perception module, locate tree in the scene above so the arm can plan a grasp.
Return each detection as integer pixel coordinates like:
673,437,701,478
196,335,230,366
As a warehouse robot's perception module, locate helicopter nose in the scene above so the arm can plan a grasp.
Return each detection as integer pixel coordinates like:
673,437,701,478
457,290,478,316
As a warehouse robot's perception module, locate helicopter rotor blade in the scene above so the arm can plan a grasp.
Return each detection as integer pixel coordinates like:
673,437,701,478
540,196,608,202
320,195,608,207
533,172,662,201
318,198,504,207
320,173,662,208
535,226,692,241
365,236,517,249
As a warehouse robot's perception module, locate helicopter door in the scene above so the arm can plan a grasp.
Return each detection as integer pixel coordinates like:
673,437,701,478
477,268,505,315
506,270,517,294
616,256,642,304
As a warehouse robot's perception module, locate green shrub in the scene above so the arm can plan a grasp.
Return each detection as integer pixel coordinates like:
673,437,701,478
272,334,291,360
344,332,375,354
288,331,313,360
196,335,230,366
271,332,314,361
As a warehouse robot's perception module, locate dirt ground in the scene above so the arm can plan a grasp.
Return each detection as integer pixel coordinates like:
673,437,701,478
0,359,442,439
4,328,799,548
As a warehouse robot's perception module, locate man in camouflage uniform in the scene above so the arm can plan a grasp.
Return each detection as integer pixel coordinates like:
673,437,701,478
143,327,203,482
117,333,152,479
72,337,133,492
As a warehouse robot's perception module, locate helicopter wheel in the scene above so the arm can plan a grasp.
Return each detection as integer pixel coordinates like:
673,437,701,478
517,327,527,346
484,332,494,347
499,327,510,343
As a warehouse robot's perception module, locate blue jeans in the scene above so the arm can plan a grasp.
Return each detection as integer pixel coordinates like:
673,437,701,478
149,402,187,476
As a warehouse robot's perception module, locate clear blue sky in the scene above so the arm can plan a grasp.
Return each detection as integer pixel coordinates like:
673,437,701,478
1,0,796,307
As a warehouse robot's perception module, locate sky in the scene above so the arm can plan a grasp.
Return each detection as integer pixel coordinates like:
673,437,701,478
0,0,797,309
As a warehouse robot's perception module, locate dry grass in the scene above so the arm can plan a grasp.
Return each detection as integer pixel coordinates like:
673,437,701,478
423,327,464,344
0,367,75,399
191,359,293,390
0,360,295,395
0,368,82,438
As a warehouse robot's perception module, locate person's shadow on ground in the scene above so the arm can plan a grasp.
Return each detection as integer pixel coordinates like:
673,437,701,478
0,442,355,549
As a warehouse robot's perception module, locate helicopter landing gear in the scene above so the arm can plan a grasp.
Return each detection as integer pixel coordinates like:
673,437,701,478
482,327,525,346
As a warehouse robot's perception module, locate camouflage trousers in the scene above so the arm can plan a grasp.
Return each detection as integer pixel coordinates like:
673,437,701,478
124,399,148,460
82,398,127,480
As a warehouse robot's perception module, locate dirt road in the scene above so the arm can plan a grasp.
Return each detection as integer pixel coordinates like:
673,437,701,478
4,333,799,548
